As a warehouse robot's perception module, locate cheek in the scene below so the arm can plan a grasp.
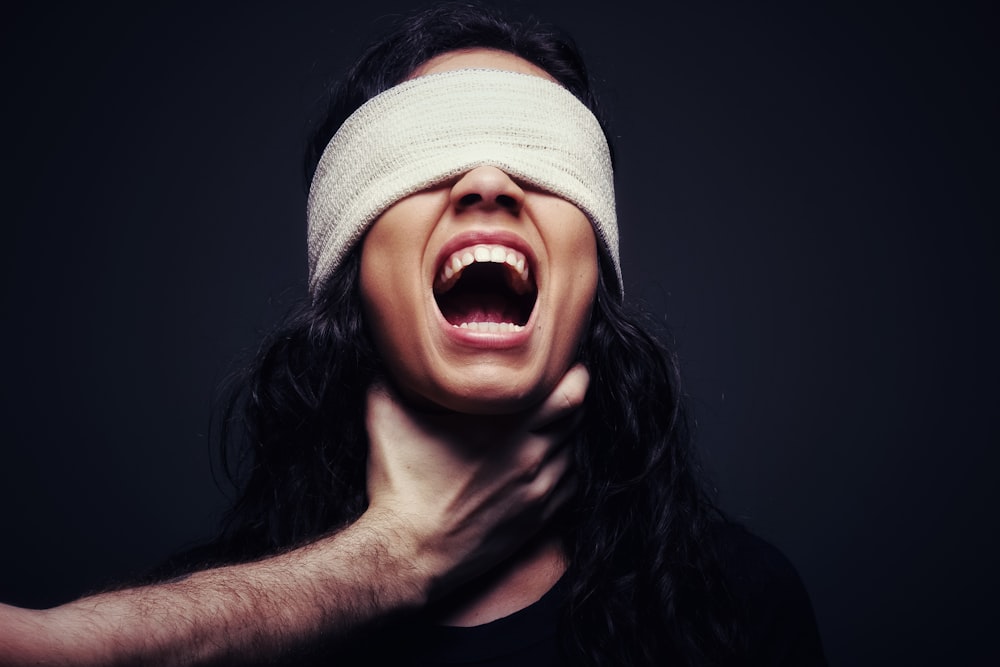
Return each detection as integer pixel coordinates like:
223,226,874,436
359,227,440,403
360,240,411,357
541,226,598,369
359,210,425,320
550,215,599,298
555,270,597,362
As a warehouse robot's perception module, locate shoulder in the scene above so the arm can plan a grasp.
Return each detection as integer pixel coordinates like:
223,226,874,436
712,521,828,666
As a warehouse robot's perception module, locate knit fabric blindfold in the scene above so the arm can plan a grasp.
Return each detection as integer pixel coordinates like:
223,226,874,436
306,68,620,295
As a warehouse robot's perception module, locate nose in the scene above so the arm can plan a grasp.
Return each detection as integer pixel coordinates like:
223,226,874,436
450,166,524,216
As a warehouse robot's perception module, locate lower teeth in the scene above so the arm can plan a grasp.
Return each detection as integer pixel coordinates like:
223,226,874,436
455,322,524,333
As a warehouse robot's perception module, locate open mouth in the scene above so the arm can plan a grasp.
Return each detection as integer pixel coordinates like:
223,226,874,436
433,244,537,332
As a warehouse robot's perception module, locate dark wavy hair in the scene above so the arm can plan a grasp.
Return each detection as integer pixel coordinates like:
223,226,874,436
212,3,744,664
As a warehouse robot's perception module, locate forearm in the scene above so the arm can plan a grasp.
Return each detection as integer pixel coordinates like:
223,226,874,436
0,513,429,667
0,368,587,666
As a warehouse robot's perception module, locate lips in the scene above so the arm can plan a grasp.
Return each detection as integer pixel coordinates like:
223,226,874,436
433,242,538,330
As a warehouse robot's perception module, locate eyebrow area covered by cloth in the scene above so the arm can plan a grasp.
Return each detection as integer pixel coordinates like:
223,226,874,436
306,68,619,295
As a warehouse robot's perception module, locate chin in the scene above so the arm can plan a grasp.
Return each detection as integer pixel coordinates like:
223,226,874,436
422,372,556,416
437,393,538,416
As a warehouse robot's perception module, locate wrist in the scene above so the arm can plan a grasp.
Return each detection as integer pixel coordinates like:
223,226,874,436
348,508,443,609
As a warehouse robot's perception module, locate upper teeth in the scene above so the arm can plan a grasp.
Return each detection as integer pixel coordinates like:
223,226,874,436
435,244,531,294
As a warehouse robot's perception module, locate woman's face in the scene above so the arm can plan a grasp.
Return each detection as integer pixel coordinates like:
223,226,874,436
359,49,599,414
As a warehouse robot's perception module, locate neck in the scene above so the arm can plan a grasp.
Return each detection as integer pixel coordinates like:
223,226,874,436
428,530,567,627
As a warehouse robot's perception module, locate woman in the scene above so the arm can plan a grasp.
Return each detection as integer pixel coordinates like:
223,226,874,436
202,2,826,665
0,3,824,665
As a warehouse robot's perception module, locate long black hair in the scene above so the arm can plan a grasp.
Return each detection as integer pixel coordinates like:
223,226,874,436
215,3,744,664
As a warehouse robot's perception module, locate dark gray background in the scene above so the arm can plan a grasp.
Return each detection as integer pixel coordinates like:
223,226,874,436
1,1,996,664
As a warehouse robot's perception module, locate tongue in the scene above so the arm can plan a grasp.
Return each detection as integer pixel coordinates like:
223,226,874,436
440,292,521,325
